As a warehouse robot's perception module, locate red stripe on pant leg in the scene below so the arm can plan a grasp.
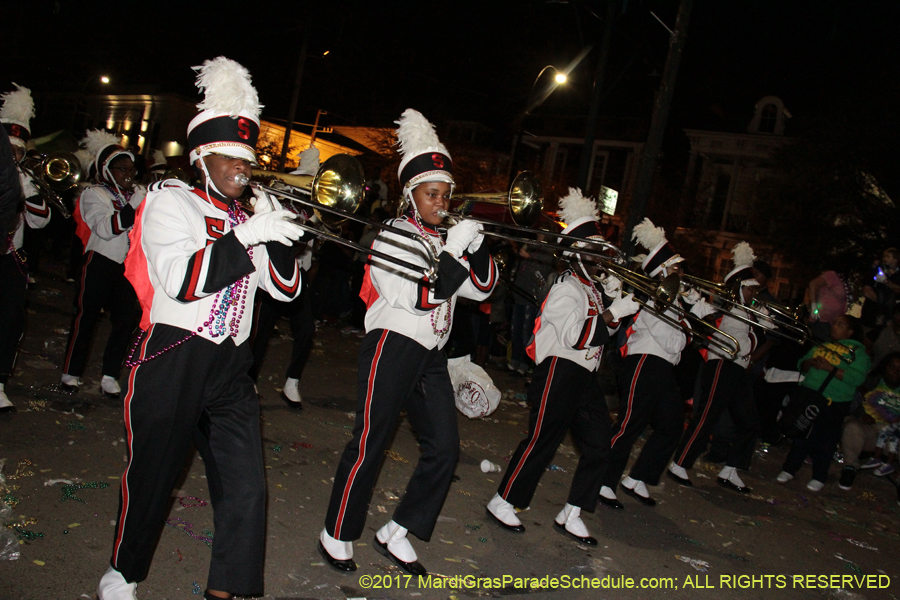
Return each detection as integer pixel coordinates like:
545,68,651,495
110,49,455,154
676,360,723,466
610,355,647,447
111,324,155,567
333,330,389,539
63,252,93,373
502,357,557,499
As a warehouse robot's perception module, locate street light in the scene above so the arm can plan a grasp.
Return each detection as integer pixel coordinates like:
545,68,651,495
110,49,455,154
100,76,110,84
509,65,567,183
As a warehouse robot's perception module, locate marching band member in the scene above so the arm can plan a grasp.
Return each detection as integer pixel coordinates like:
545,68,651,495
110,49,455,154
319,109,497,575
599,219,688,508
668,242,762,492
97,57,304,600
61,129,144,397
249,147,321,408
485,188,638,545
0,84,50,412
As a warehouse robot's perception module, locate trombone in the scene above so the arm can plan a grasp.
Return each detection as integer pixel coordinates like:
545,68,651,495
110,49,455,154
584,264,741,359
18,151,80,218
679,274,811,345
235,154,439,280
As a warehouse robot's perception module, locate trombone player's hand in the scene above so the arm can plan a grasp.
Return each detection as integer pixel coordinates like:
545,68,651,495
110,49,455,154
690,298,716,319
599,274,622,297
607,293,639,322
444,219,481,258
682,287,702,305
251,188,279,214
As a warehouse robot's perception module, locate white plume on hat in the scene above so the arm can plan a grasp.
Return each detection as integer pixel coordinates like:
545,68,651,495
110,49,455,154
395,109,448,159
291,146,320,176
558,187,598,225
73,148,94,177
193,56,263,118
731,241,756,269
81,129,123,160
0,83,35,129
149,149,167,169
632,217,666,251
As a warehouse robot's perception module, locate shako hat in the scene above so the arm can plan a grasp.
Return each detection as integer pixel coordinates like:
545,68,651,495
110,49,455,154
395,109,454,211
723,241,758,287
0,83,35,149
632,218,684,277
186,57,263,165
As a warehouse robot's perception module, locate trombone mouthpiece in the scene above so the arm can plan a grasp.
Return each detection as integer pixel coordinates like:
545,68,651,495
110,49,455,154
436,210,451,217
233,173,250,186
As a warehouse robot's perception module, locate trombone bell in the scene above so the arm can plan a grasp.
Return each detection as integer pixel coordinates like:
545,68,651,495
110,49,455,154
451,171,544,228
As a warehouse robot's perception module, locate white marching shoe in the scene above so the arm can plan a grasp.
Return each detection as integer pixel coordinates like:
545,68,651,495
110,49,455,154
486,492,524,532
101,375,121,398
375,520,426,575
667,462,693,486
60,374,82,392
0,384,14,412
553,503,598,546
621,476,656,507
776,471,794,483
281,377,303,409
717,466,751,493
318,528,356,572
97,566,137,600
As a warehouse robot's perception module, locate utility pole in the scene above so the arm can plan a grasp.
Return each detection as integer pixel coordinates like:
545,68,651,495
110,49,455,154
279,22,310,172
622,0,694,255
308,109,327,147
576,0,617,193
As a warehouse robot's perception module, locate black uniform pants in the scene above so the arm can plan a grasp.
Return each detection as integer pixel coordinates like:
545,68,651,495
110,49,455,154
603,354,683,488
110,325,265,594
325,329,459,542
673,359,760,470
249,278,314,382
0,253,26,384
63,251,137,378
497,357,610,510
782,399,852,483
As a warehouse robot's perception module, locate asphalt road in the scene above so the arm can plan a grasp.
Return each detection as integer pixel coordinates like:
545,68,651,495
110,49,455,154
1,263,899,600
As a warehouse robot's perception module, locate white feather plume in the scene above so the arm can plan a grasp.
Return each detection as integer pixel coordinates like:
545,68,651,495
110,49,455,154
731,241,756,268
394,109,448,158
296,146,320,175
73,149,94,176
150,149,166,167
558,187,598,224
193,56,263,118
80,130,123,159
0,83,35,126
632,217,666,251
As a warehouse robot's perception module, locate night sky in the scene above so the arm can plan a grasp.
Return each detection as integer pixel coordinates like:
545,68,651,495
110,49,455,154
4,1,898,147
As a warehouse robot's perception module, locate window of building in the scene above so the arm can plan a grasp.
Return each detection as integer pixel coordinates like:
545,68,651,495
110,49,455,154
758,104,778,134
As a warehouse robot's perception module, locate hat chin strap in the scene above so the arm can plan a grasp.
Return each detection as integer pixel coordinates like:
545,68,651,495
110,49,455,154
198,155,227,200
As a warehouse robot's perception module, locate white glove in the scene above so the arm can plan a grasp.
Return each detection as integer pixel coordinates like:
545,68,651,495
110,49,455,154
690,298,716,319
683,287,701,305
467,222,485,253
232,209,305,247
251,189,279,214
607,293,639,321
443,219,481,257
874,270,887,283
600,274,622,297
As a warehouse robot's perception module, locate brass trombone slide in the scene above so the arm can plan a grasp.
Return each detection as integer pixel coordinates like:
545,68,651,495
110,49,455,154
235,155,439,280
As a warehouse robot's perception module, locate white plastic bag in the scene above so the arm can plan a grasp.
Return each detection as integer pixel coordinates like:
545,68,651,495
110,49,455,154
448,356,501,418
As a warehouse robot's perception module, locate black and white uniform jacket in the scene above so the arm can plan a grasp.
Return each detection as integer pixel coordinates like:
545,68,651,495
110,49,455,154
620,301,689,365
11,169,50,249
527,269,619,372
360,214,497,350
76,183,146,263
125,180,301,345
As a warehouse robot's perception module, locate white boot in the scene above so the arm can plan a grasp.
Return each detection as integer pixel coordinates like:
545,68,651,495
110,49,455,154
319,528,353,560
554,503,597,545
376,520,417,562
101,376,121,397
97,566,137,600
776,471,794,483
283,377,302,404
621,476,656,506
486,492,523,529
0,384,13,411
